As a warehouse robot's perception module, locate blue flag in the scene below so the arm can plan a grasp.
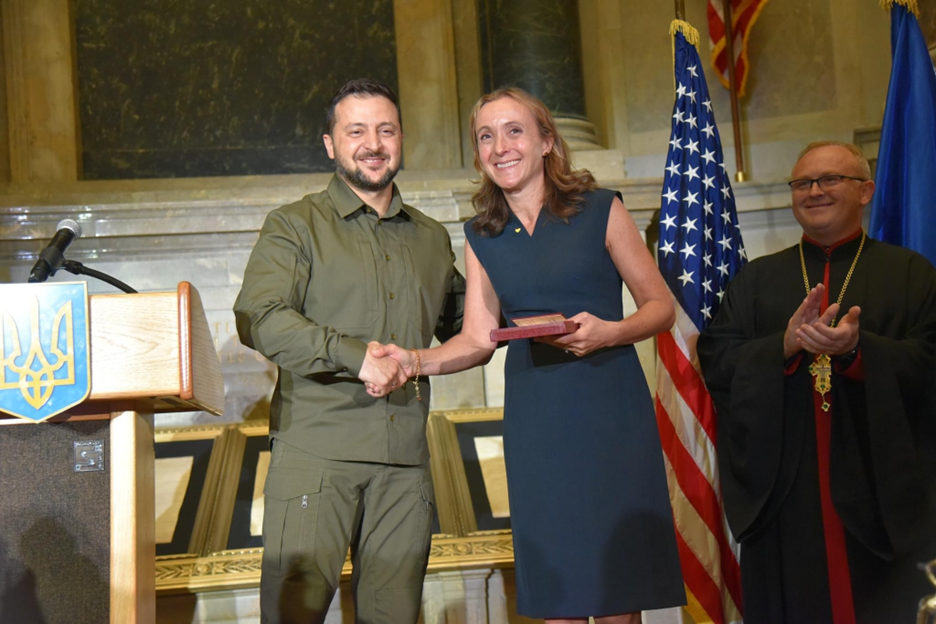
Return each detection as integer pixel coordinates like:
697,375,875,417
658,25,747,333
869,2,936,266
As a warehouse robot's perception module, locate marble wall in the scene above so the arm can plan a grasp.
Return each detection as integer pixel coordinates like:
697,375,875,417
478,0,587,117
74,0,398,179
5,0,910,185
580,0,893,180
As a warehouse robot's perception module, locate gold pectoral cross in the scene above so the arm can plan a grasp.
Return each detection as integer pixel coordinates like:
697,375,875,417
808,353,833,412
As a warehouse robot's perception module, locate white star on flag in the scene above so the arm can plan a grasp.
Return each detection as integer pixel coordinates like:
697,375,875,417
656,22,747,345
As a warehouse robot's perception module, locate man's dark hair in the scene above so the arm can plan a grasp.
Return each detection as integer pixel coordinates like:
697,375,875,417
325,79,401,135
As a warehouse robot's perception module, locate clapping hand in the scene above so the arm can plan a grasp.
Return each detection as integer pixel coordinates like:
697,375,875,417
784,284,861,357
795,303,861,356
359,341,409,397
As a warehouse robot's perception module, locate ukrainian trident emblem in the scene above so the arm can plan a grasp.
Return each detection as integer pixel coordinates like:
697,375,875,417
0,282,90,422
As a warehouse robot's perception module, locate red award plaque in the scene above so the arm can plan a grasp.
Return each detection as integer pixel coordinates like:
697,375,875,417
489,313,578,342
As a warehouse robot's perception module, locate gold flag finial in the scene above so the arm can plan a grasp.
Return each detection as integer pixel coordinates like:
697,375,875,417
880,0,920,17
670,19,700,49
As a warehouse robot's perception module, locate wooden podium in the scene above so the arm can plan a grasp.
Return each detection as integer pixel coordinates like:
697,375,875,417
0,283,223,624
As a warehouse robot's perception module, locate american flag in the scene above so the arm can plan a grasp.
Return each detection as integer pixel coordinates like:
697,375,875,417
708,0,770,97
655,21,745,624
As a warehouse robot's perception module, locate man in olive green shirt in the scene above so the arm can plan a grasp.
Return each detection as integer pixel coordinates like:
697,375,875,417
234,79,464,624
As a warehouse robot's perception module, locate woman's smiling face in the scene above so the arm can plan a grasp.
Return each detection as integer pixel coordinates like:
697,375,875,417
474,96,554,196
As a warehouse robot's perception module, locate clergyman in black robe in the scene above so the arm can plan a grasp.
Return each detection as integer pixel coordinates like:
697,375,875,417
698,142,936,623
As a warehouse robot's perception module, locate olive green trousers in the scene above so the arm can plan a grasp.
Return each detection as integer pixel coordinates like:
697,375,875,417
260,440,434,624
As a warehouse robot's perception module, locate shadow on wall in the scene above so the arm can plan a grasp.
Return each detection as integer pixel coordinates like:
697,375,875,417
0,535,45,623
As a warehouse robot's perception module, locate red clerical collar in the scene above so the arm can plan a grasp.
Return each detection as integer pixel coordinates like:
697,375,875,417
802,229,864,252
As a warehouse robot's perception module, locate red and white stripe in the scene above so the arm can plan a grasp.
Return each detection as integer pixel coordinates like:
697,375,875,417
655,293,743,624
707,0,770,97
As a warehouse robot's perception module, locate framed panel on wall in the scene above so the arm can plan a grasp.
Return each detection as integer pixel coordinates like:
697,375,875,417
153,425,229,557
427,408,511,535
156,411,514,594
224,422,269,552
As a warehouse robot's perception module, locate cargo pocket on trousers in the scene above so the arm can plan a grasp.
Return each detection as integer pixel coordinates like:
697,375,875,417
262,468,324,575
418,477,435,538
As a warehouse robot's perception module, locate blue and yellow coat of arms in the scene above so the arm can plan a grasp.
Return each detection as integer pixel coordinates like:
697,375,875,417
0,282,91,422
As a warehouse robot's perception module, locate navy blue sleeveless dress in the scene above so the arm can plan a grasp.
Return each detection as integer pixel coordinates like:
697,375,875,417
464,189,685,618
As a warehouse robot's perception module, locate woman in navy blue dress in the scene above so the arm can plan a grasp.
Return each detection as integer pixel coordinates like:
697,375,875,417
368,88,685,622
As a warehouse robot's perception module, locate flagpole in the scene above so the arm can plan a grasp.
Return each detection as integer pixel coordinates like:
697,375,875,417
722,0,748,182
674,0,685,20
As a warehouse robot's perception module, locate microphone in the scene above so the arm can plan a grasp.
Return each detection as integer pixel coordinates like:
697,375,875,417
28,219,82,283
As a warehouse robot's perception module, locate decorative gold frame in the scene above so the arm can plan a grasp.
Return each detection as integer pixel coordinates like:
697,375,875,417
155,407,515,594
153,423,229,557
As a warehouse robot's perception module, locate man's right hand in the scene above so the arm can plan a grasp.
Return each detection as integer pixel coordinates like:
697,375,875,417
369,343,416,377
359,341,409,397
784,283,825,359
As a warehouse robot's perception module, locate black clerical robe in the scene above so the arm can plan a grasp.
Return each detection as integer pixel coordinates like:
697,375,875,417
698,234,936,623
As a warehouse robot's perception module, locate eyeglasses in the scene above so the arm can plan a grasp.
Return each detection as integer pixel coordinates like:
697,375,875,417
788,175,868,193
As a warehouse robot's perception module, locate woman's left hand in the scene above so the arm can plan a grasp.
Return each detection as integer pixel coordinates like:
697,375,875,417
535,312,618,357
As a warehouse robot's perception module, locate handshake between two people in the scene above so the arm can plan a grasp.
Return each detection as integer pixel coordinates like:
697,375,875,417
356,312,625,399
358,341,416,398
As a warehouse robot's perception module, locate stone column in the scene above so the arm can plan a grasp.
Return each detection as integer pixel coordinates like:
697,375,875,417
2,0,80,183
393,0,463,170
483,0,601,150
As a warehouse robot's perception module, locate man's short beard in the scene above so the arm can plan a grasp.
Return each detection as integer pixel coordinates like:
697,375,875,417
336,158,399,192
